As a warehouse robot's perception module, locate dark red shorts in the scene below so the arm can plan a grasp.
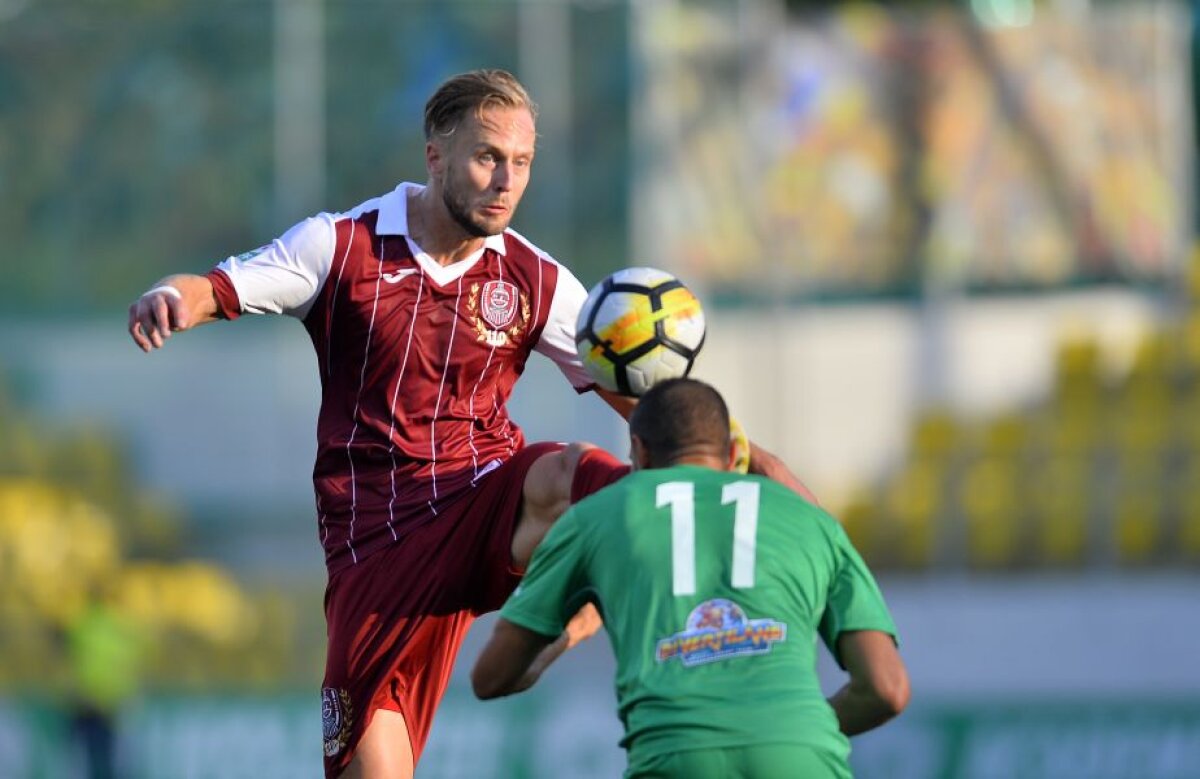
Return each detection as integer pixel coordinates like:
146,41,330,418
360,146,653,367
572,446,631,503
320,441,565,777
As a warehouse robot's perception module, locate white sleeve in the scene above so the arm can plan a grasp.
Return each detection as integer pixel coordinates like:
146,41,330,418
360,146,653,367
535,264,595,391
214,214,336,319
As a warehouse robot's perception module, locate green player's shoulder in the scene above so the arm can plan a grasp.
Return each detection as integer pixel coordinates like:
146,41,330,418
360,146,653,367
568,473,637,520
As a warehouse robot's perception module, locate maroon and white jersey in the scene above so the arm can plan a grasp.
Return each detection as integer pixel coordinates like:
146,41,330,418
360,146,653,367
206,183,594,573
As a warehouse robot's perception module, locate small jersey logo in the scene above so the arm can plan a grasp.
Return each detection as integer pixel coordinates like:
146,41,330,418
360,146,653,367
656,598,787,667
322,687,354,757
233,245,270,263
467,281,531,347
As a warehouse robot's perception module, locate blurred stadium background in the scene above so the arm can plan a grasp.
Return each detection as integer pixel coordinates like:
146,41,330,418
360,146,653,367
2,0,1199,776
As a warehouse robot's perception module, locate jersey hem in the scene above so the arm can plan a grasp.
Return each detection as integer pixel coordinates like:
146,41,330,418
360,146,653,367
627,735,849,768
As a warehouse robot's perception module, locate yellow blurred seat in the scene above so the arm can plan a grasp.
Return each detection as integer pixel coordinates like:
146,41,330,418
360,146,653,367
1027,455,1090,566
1178,312,1200,375
980,413,1031,458
1113,455,1165,565
882,457,944,569
911,409,962,459
1111,386,1171,455
959,455,1023,568
1173,458,1200,561
835,488,878,559
1053,335,1102,399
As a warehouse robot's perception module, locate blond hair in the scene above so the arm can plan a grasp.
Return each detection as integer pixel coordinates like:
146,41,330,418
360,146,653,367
423,69,538,140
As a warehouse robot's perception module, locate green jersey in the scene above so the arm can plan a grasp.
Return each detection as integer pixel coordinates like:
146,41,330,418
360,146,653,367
500,465,898,769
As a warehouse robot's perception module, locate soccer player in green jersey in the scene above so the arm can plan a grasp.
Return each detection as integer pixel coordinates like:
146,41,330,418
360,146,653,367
472,377,909,778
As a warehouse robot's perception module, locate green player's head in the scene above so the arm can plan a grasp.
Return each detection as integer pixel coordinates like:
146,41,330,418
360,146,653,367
629,378,732,471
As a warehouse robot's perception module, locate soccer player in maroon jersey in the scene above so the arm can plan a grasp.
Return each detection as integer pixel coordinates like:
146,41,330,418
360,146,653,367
128,69,809,778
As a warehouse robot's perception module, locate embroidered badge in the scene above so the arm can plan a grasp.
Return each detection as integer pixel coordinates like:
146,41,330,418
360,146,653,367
322,687,354,757
481,280,519,329
467,281,531,347
655,598,787,667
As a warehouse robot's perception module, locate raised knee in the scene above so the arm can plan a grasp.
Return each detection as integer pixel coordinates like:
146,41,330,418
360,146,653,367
562,441,598,473
525,442,596,508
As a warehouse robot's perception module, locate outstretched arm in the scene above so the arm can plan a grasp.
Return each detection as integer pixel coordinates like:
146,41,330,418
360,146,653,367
128,273,222,352
748,440,820,504
595,386,637,420
827,630,910,736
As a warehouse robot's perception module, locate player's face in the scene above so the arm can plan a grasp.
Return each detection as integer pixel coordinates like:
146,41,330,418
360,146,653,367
435,105,536,238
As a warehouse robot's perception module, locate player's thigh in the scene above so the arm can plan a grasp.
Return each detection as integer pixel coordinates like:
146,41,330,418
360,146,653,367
628,744,849,779
511,442,588,568
341,710,413,779
513,442,629,568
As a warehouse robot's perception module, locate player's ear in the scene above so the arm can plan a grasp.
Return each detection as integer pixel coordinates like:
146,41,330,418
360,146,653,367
426,139,443,176
630,435,650,472
726,438,739,472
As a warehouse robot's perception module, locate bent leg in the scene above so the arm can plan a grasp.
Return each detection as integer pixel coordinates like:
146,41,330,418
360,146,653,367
511,443,630,569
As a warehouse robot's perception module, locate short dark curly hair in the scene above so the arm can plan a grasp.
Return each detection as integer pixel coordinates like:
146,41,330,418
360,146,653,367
630,378,731,468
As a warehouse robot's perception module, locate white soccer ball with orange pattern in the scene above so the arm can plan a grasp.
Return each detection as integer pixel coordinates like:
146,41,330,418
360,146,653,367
574,267,706,397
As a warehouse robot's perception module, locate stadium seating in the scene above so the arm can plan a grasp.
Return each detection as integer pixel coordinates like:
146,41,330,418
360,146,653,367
843,273,1196,571
0,373,310,693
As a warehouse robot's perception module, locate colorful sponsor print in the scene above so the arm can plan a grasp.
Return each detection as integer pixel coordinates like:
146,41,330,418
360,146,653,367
656,598,787,667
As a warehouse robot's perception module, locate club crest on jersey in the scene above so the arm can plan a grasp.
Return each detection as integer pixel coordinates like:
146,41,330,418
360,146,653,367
322,687,354,757
655,598,787,668
467,281,531,347
481,280,519,328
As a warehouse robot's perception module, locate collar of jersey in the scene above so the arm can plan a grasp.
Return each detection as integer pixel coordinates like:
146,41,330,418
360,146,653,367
377,182,508,287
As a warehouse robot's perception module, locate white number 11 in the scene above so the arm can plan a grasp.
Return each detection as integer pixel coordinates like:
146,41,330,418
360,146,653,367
656,481,761,596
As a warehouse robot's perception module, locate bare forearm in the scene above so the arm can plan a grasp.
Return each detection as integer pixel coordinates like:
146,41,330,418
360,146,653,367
827,680,902,736
748,441,819,504
595,387,637,420
503,632,569,696
154,273,222,327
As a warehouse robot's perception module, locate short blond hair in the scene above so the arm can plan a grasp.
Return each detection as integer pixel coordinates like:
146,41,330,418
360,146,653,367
423,69,538,140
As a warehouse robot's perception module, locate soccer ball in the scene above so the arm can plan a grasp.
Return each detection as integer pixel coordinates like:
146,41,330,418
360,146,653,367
575,267,706,397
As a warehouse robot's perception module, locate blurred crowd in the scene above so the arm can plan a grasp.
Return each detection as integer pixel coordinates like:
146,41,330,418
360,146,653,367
641,2,1189,297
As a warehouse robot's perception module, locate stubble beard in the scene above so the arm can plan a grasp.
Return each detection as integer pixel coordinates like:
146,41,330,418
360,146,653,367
442,186,502,238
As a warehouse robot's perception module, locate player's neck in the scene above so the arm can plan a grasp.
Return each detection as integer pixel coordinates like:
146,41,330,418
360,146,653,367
663,453,729,471
407,189,486,266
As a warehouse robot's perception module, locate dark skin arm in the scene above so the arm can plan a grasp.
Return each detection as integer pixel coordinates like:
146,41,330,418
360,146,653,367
472,618,564,699
827,630,910,736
